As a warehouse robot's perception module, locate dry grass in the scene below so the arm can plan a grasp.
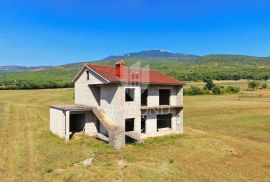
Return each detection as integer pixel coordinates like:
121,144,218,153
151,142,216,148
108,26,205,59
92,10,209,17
0,85,269,181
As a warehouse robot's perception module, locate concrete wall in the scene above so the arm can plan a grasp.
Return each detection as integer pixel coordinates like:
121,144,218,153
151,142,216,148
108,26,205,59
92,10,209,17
121,84,141,132
145,114,157,134
75,67,107,106
147,86,180,106
101,84,142,133
143,108,183,135
50,108,65,138
176,85,184,106
100,84,123,126
83,112,98,135
142,85,183,135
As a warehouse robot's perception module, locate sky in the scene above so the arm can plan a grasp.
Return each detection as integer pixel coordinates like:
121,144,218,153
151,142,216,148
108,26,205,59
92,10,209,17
0,0,270,66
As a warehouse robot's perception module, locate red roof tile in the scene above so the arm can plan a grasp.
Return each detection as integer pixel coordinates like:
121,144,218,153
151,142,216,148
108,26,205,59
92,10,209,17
86,63,183,85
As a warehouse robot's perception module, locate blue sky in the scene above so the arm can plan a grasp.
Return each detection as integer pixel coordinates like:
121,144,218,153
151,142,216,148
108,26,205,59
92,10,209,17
0,0,270,66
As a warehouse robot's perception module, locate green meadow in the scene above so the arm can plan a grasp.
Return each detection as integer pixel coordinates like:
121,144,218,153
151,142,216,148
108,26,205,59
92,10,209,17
0,81,269,181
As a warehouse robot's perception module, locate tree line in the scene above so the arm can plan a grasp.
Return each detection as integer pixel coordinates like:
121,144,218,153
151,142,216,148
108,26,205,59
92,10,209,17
170,71,269,81
0,80,73,90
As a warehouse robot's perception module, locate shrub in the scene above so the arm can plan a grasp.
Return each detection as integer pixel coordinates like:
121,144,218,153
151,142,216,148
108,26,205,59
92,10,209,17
261,83,267,89
212,86,222,95
202,89,211,95
248,81,260,91
226,86,240,94
184,86,203,95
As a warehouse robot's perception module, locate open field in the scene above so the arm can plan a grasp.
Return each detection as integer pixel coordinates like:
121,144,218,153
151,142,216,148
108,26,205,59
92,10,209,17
0,84,270,181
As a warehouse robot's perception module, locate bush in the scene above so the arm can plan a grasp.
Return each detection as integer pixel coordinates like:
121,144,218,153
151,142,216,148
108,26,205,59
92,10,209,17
226,86,240,94
202,89,211,95
261,83,267,89
184,86,203,95
212,86,222,95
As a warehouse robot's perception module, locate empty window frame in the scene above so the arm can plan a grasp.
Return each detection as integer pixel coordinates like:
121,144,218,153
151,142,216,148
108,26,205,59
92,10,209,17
141,89,148,106
157,114,172,130
125,118,135,132
86,70,90,80
141,115,146,133
159,89,170,105
125,88,135,102
70,114,86,133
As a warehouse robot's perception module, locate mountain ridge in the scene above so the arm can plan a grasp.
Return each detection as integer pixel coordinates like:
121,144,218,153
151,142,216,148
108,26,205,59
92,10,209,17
103,50,200,61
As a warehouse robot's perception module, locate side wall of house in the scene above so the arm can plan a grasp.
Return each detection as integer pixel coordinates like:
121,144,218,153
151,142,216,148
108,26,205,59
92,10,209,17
75,67,107,106
99,84,183,134
50,108,65,138
147,85,182,106
100,84,123,126
143,85,183,135
121,84,141,132
81,111,99,136
100,84,142,132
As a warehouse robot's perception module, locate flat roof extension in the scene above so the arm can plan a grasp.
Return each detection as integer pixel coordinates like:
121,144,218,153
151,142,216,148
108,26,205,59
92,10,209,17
50,104,92,112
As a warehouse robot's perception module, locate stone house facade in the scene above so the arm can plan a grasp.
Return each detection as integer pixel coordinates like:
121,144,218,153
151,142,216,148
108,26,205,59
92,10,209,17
50,61,183,148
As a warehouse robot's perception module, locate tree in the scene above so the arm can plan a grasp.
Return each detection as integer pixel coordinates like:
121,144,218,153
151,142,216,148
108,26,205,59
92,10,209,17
203,78,215,90
248,81,260,91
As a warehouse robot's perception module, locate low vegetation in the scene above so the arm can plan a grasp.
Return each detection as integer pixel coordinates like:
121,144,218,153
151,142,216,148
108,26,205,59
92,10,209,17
0,81,269,181
247,81,268,91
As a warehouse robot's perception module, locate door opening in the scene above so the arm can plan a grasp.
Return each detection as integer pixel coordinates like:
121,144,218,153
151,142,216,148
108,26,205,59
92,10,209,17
125,118,135,132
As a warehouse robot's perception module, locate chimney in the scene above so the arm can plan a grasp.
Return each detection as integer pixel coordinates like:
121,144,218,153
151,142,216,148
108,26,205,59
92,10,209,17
115,60,126,80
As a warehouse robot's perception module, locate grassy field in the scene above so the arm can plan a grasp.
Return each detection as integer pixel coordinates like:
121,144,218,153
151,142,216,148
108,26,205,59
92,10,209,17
0,83,270,181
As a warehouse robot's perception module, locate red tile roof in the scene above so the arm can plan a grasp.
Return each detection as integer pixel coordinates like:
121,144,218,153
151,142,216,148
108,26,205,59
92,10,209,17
86,64,183,85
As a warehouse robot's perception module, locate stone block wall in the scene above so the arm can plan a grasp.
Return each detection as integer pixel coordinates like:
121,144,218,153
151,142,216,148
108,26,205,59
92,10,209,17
50,108,65,138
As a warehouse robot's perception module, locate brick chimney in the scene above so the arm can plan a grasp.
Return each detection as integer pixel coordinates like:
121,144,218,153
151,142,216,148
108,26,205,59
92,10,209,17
115,60,126,80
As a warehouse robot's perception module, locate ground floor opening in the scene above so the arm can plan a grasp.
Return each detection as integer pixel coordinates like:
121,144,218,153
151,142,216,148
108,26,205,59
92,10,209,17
157,114,172,131
70,113,86,133
125,118,134,132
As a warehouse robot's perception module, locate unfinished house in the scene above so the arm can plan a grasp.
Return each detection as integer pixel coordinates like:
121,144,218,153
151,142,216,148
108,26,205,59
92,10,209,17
50,61,184,148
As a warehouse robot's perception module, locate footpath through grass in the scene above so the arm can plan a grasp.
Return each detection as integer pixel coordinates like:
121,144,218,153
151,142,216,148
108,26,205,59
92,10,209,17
0,87,269,181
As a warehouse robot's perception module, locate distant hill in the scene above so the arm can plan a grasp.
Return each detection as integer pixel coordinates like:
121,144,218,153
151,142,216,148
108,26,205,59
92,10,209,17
0,65,51,72
103,50,200,60
0,50,270,89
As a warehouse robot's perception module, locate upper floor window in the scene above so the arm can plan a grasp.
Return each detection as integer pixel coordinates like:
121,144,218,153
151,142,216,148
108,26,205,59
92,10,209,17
125,88,135,102
86,70,90,80
141,89,148,106
159,89,170,105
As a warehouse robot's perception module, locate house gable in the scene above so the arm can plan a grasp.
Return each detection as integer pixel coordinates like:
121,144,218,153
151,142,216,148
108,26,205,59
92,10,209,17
73,65,109,85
